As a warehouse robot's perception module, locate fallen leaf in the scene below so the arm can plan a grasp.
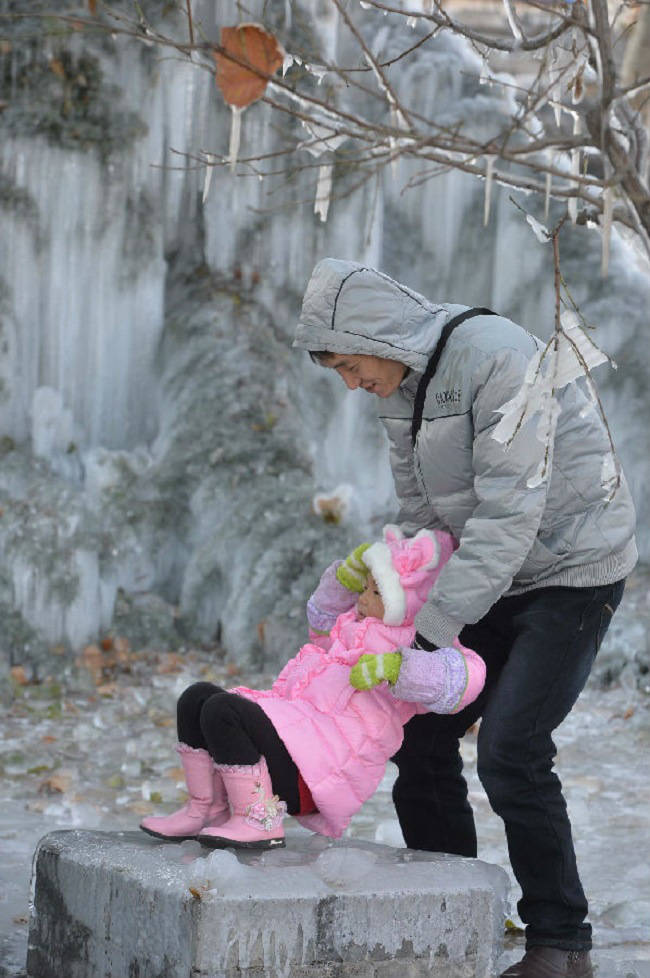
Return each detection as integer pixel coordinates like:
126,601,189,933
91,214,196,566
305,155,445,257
12,915,28,925
100,637,114,652
38,774,71,795
10,666,29,685
97,682,118,697
49,58,66,79
41,735,57,744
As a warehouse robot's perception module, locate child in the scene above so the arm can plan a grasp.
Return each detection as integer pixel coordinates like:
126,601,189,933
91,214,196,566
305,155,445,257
140,526,486,850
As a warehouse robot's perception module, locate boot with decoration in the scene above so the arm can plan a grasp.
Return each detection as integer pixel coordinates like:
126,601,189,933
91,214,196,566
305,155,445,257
198,756,286,850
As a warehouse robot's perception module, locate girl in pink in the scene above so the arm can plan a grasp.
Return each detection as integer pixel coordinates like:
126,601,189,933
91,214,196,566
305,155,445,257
140,527,485,850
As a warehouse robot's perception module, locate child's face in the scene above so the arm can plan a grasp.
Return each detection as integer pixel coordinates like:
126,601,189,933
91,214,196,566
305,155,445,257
356,574,385,621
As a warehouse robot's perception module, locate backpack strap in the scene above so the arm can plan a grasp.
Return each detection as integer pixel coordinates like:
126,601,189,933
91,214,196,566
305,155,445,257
411,307,496,448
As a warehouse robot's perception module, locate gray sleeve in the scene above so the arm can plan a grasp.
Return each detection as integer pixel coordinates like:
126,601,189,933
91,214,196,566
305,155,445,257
415,349,550,645
383,417,446,537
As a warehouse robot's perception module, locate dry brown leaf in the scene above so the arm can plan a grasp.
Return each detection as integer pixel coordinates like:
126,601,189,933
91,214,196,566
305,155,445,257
97,682,118,697
214,23,284,109
165,766,185,781
88,0,97,13
38,774,71,795
41,735,57,744
128,800,153,816
49,59,66,79
156,653,185,674
10,666,29,686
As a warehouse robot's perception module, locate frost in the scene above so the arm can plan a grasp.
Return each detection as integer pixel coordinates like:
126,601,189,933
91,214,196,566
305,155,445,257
298,120,347,222
304,63,328,84
544,169,552,222
228,105,243,172
601,186,614,277
483,156,495,227
314,163,333,222
526,214,550,244
313,847,378,887
202,154,218,204
282,51,300,76
501,0,524,43
492,315,612,486
406,16,418,29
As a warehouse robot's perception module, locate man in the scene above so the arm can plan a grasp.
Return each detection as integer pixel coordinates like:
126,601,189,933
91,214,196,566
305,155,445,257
293,258,637,978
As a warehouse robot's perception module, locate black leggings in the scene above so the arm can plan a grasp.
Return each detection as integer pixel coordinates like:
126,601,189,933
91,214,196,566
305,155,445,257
177,682,301,815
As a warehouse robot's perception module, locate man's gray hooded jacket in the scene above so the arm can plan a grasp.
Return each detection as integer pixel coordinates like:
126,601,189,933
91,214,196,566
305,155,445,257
294,258,637,646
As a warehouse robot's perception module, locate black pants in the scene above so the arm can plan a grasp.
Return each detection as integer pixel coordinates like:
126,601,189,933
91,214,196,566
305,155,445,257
176,682,301,815
392,580,625,952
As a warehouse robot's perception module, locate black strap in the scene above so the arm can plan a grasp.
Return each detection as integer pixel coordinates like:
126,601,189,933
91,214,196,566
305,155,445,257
411,307,495,447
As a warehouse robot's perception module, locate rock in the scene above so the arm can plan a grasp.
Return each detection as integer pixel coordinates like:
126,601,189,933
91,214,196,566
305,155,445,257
27,830,509,978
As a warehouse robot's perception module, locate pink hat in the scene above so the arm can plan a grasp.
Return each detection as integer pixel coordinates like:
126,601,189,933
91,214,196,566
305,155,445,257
363,525,453,626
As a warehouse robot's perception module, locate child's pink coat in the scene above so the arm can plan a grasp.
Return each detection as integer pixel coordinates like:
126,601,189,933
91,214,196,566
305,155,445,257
232,610,425,838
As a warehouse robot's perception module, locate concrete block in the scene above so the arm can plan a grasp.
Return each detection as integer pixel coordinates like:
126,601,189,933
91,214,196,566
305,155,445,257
26,830,509,978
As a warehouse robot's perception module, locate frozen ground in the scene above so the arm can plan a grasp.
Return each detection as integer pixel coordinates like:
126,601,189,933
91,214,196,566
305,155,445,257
1,573,649,978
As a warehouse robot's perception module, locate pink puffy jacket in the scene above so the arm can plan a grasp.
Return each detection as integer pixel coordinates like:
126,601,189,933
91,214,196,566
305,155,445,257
232,609,479,838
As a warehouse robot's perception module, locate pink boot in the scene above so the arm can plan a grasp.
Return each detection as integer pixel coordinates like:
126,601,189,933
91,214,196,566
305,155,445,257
140,744,228,841
198,756,286,850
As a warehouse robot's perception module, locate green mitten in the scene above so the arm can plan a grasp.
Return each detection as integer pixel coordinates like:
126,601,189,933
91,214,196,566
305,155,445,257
336,543,371,593
350,652,402,690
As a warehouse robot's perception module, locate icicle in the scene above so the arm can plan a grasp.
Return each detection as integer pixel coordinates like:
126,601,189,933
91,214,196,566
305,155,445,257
228,106,243,173
601,186,614,277
282,51,300,76
284,0,292,29
202,154,217,204
526,214,550,244
479,57,490,86
406,15,417,28
314,163,333,222
568,148,580,223
552,84,562,128
305,63,328,84
359,0,371,7
501,0,524,43
483,156,495,227
544,169,552,222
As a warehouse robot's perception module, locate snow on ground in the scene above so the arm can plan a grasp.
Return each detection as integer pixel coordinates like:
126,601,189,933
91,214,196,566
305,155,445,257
1,573,649,978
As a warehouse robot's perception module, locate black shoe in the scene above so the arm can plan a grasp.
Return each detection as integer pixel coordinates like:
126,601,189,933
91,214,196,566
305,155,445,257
499,947,593,977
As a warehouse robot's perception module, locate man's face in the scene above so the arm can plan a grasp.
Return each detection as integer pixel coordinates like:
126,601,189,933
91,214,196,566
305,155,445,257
322,353,407,398
356,574,385,621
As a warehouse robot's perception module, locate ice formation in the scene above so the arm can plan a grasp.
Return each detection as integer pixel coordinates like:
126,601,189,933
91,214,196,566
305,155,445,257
0,0,647,672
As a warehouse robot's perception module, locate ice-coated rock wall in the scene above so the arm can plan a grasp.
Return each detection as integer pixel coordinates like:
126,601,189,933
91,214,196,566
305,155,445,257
0,0,647,669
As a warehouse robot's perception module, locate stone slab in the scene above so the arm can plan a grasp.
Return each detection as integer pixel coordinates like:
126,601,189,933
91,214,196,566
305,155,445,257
26,829,509,978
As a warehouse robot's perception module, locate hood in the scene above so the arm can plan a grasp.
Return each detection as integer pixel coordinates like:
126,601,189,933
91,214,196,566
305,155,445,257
293,258,464,372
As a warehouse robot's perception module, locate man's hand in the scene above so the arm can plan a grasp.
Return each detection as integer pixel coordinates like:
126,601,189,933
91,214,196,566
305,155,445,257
350,652,402,690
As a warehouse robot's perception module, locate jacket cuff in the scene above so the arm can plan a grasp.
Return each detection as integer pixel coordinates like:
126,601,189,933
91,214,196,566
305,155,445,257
392,647,469,712
414,603,464,648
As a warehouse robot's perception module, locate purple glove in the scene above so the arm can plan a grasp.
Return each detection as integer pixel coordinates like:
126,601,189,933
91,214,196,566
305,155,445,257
392,644,486,715
306,560,358,633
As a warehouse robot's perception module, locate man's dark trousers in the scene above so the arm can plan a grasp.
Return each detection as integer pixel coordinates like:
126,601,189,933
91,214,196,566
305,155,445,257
391,580,625,951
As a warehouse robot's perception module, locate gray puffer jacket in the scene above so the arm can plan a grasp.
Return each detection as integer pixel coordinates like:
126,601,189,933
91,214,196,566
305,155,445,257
293,258,637,646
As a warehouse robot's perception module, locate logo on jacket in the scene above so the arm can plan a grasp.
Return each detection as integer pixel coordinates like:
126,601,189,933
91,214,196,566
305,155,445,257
435,388,462,406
